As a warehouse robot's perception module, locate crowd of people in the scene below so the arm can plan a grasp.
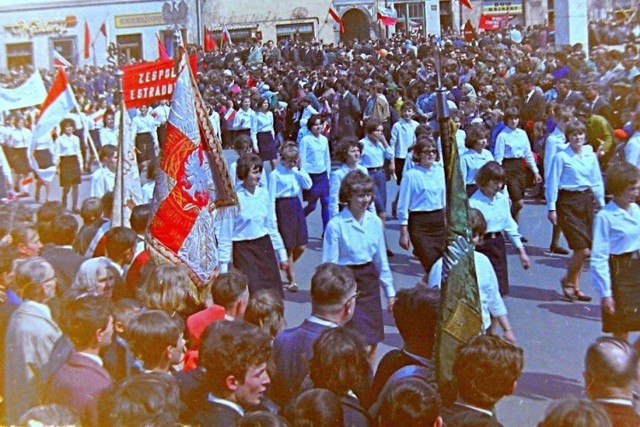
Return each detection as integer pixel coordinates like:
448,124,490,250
1,22,640,426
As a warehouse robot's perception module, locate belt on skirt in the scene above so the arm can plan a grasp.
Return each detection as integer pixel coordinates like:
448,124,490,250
610,250,640,260
348,262,373,269
367,166,384,172
484,232,503,239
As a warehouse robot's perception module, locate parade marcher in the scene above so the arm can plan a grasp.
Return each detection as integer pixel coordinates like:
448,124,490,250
323,170,395,360
233,96,255,149
329,138,369,219
390,102,419,217
8,116,32,196
32,131,54,203
55,118,83,213
131,105,157,169
89,145,117,199
268,143,312,292
460,124,494,197
153,100,170,149
251,97,278,171
591,162,640,339
397,138,446,277
98,110,118,148
470,161,532,296
547,120,604,303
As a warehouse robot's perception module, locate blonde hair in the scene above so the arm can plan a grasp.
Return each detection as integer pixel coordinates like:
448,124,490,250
244,290,285,339
137,264,197,316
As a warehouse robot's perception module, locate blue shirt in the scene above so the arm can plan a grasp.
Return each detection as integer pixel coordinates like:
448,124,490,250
460,149,494,185
397,164,446,226
299,134,330,174
329,163,370,218
469,190,524,249
250,111,274,150
268,165,312,199
390,119,419,159
494,127,539,174
359,136,393,168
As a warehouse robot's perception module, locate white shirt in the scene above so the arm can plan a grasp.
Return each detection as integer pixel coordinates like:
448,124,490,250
54,134,83,165
299,134,330,174
99,127,118,147
428,251,507,330
359,135,393,168
545,145,604,211
34,132,54,152
322,208,395,298
390,119,419,159
624,131,640,168
141,180,155,203
131,114,156,134
543,127,567,181
153,104,170,125
8,127,31,149
469,190,523,249
329,163,370,218
494,127,539,174
233,108,255,130
268,164,312,199
90,167,115,198
208,111,221,139
229,160,268,189
397,164,446,225
460,149,494,185
250,111,274,150
218,185,287,272
591,202,640,298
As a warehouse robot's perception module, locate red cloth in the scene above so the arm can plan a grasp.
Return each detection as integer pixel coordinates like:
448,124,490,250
183,305,225,371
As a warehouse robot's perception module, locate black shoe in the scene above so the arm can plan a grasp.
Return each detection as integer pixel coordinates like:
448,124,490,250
520,236,528,243
386,249,395,258
549,245,570,255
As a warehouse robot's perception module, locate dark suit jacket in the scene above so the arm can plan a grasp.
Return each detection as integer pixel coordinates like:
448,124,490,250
45,352,113,426
192,400,242,427
342,394,371,427
101,336,141,382
596,401,640,427
41,244,86,294
369,349,436,405
338,92,362,137
441,402,503,427
175,366,209,413
557,90,585,108
520,91,547,124
270,319,331,407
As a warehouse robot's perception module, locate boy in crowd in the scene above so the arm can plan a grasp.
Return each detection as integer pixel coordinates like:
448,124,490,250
90,145,117,198
101,298,144,382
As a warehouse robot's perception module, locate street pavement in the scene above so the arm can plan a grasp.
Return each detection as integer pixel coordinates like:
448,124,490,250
22,149,636,426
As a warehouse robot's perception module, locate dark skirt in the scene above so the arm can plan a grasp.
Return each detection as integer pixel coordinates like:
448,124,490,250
0,171,7,199
12,147,30,174
556,190,594,250
34,149,54,169
59,155,81,186
232,234,283,298
408,209,446,275
502,158,526,202
394,158,406,184
157,123,167,149
476,232,509,296
3,146,15,169
303,172,329,202
135,132,155,164
275,197,308,249
257,132,277,161
368,168,387,214
602,252,640,333
347,262,384,345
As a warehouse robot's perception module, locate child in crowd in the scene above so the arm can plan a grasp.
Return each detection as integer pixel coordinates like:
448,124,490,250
102,298,144,382
90,145,117,198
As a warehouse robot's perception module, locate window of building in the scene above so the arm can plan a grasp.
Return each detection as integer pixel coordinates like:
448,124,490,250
276,22,315,42
396,2,427,33
6,42,33,69
212,26,256,45
159,29,187,58
116,33,143,62
52,38,77,66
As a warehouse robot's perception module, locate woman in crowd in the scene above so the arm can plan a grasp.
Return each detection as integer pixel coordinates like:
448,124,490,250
54,118,83,213
233,96,255,149
251,97,278,171
546,120,604,302
32,129,54,204
591,161,640,340
469,161,532,296
268,142,312,292
68,256,117,300
329,137,369,218
323,170,395,360
137,264,199,319
299,114,331,233
460,124,494,197
397,138,446,277
8,116,32,196
218,153,288,298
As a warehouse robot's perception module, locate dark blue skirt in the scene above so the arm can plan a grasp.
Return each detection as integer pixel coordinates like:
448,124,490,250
275,197,308,249
233,234,284,298
347,262,384,346
303,172,329,201
368,168,387,214
476,233,509,296
257,131,277,161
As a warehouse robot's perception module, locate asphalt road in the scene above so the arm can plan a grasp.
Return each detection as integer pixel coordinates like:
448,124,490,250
24,150,635,426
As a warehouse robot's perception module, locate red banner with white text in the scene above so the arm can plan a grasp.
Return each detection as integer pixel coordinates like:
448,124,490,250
121,59,177,108
478,14,511,31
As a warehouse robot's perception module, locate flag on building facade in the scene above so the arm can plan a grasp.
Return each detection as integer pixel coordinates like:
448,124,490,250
112,109,143,227
221,25,233,45
328,8,345,33
204,26,217,51
377,7,398,26
53,50,72,68
146,58,238,288
84,21,91,59
99,22,108,38
435,118,483,389
157,34,171,60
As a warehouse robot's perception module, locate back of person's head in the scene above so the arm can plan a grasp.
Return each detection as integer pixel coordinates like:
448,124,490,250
309,327,370,397
199,320,272,397
99,144,117,162
101,191,114,217
378,378,441,427
50,214,79,246
12,256,55,302
146,158,158,181
36,201,65,244
63,294,112,350
286,388,343,427
105,226,138,261
130,204,151,235
239,410,288,427
137,264,197,316
539,398,612,427
126,310,184,370
102,372,181,426
210,271,249,311
452,335,524,409
584,336,638,390
80,196,103,224
310,263,357,316
112,298,143,335
244,289,285,339
469,208,488,238
234,134,253,154
393,287,440,357
19,403,79,426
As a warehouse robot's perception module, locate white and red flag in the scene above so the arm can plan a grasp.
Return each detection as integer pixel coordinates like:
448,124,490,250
146,58,238,287
328,8,345,33
112,110,143,227
52,50,72,68
377,7,398,26
221,25,233,45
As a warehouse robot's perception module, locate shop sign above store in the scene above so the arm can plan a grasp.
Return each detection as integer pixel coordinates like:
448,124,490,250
3,16,77,37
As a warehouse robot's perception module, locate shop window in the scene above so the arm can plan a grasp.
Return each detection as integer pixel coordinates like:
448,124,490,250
276,22,315,42
52,38,77,66
116,33,143,62
6,42,33,70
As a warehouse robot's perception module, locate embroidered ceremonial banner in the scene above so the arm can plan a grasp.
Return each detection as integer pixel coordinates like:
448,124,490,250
121,59,176,108
146,58,237,288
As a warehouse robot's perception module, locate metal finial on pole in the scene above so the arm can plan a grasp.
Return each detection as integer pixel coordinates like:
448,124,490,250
433,42,452,168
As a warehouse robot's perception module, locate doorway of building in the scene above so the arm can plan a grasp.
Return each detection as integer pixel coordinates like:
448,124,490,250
340,8,370,42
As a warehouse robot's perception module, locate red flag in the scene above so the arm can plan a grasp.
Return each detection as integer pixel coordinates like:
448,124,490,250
146,58,238,287
189,53,197,76
461,0,472,9
84,21,91,59
377,7,398,26
157,34,171,60
221,25,232,45
99,22,107,38
204,26,217,52
328,8,345,33
478,14,511,30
